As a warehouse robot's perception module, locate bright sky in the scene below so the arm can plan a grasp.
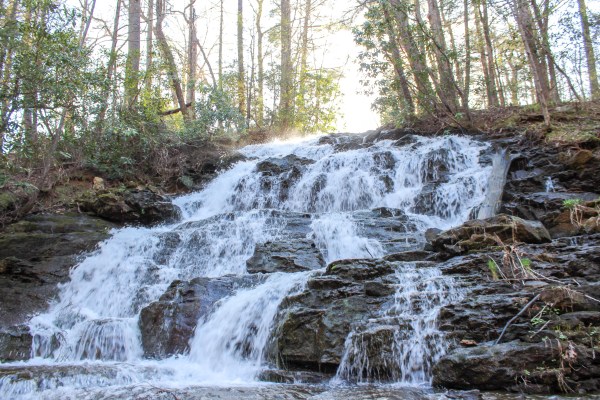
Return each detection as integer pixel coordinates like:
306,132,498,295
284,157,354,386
76,0,380,133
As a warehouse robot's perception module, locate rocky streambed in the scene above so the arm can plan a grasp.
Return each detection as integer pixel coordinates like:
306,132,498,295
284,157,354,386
0,130,599,398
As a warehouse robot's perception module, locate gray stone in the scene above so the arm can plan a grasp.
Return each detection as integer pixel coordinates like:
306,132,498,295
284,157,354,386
431,214,551,255
0,213,115,329
246,239,325,274
139,275,261,359
0,325,32,362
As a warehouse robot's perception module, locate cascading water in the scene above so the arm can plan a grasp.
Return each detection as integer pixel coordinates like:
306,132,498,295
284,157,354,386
0,133,501,398
335,264,463,385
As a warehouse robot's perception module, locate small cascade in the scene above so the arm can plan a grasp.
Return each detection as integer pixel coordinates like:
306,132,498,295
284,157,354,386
187,272,309,381
0,133,505,398
335,264,463,385
545,176,555,193
477,149,511,219
309,213,385,263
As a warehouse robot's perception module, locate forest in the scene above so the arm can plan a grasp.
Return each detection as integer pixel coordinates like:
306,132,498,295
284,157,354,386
0,0,598,220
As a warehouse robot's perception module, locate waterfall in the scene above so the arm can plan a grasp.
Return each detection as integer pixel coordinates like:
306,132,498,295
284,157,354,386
0,133,500,398
545,176,555,193
335,264,463,385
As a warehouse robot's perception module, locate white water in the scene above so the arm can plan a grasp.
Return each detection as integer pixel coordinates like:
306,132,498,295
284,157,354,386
545,176,555,193
0,133,499,397
335,264,463,385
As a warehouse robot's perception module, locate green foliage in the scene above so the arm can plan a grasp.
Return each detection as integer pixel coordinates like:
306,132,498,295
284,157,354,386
530,305,560,327
563,198,581,209
487,258,500,280
193,83,245,137
352,3,418,125
0,1,104,161
294,70,341,133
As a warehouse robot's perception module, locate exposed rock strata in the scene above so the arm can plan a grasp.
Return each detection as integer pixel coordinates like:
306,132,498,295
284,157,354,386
431,234,600,394
431,214,552,255
79,189,181,225
0,213,115,361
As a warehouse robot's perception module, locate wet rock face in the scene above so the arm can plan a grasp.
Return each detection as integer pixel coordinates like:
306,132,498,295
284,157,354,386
433,341,600,394
80,189,181,225
363,128,418,145
0,325,32,362
256,155,315,175
272,259,396,371
251,155,315,206
352,208,422,253
0,213,115,330
139,275,261,359
246,239,325,274
433,234,600,394
431,214,551,255
317,133,370,151
500,141,600,239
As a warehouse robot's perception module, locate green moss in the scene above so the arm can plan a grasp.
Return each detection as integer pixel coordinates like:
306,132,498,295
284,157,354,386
0,192,17,212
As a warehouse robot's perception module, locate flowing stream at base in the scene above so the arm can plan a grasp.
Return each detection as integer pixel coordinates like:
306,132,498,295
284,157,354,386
0,133,503,398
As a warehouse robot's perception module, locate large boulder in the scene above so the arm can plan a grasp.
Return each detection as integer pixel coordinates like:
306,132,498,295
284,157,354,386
246,239,325,274
80,189,181,225
501,192,600,238
256,155,314,175
272,259,397,372
431,214,551,255
363,128,417,145
139,275,261,359
0,213,115,329
433,341,600,394
317,133,369,151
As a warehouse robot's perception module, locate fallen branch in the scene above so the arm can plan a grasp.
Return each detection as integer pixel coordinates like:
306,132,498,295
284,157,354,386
159,102,193,116
495,293,541,345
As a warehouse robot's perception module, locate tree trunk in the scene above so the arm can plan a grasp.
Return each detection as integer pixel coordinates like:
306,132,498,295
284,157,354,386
279,0,293,129
382,2,414,116
513,0,551,127
218,0,223,91
297,0,312,123
22,5,35,147
187,0,197,119
473,3,489,108
155,0,189,122
440,4,462,90
197,41,217,88
0,0,19,150
509,62,520,105
531,0,559,102
145,0,154,90
126,0,142,108
473,0,498,107
479,0,500,107
256,0,265,127
247,34,255,126
389,0,434,112
427,0,459,112
578,0,599,99
95,0,122,137
237,0,246,118
463,0,472,110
